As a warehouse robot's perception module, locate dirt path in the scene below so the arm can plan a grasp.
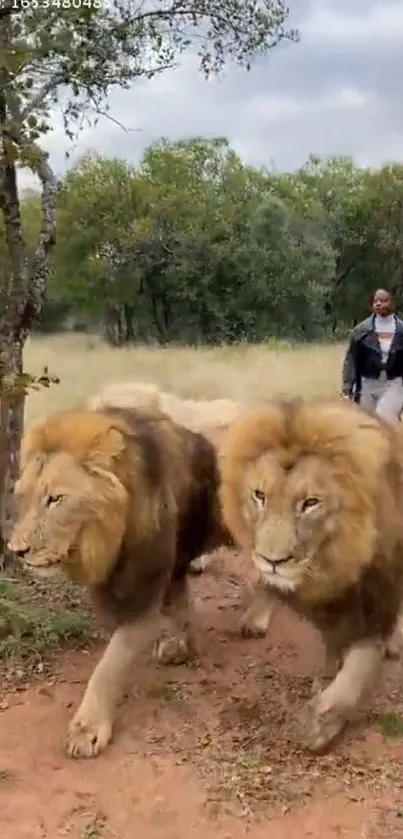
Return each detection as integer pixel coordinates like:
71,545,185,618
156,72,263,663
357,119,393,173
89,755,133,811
1,549,403,839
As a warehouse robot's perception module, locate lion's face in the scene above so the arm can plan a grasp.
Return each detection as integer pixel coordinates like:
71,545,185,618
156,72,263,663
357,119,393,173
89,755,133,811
242,452,343,594
8,450,128,585
220,400,399,605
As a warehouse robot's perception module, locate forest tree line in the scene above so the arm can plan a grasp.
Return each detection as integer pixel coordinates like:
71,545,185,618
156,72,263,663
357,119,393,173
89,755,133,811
7,137,403,346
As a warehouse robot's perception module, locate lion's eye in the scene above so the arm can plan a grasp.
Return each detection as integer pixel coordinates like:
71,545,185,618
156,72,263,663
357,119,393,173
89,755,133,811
252,489,266,508
301,497,321,513
45,494,64,507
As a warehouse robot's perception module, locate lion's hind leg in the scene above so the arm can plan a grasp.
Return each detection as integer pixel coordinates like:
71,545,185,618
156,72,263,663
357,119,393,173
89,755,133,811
66,605,163,759
153,575,197,665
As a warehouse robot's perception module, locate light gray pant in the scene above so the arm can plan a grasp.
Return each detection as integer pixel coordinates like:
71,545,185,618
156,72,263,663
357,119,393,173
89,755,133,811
360,373,403,422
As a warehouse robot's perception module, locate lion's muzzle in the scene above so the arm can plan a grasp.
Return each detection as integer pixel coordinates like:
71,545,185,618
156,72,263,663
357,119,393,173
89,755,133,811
252,550,302,593
255,551,294,572
7,532,30,558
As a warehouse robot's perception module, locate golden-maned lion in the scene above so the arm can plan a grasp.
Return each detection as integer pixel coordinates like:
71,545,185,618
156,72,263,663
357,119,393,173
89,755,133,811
8,405,232,759
87,380,244,577
219,397,403,753
87,380,244,434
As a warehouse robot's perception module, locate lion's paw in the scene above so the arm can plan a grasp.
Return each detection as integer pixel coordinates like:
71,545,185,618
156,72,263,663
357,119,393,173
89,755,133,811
153,635,192,665
300,696,347,754
240,608,269,639
188,555,211,575
66,712,113,759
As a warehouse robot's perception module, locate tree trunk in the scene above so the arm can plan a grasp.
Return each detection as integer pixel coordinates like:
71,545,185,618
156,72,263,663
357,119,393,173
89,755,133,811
102,307,123,346
0,116,31,566
123,303,135,342
0,338,25,567
0,194,28,566
0,8,57,568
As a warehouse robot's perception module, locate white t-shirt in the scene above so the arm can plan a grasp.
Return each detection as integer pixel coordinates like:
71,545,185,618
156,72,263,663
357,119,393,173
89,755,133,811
374,314,396,365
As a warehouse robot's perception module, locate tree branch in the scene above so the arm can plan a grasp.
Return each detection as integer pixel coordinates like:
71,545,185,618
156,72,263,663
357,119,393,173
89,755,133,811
20,72,68,122
18,150,57,330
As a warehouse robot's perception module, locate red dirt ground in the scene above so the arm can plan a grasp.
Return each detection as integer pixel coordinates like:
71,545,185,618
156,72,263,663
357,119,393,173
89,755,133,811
1,549,403,839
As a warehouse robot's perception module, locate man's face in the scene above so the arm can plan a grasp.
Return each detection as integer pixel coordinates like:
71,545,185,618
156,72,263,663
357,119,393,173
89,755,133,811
372,290,394,317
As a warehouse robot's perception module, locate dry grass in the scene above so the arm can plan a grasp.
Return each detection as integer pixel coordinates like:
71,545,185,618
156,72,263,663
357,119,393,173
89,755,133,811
0,576,94,664
24,333,345,426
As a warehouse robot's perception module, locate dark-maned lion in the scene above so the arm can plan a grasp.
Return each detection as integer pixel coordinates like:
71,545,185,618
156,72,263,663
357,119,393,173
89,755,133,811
8,405,232,758
219,397,403,753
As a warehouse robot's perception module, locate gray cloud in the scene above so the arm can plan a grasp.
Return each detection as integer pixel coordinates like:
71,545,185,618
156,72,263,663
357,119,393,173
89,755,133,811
18,0,403,190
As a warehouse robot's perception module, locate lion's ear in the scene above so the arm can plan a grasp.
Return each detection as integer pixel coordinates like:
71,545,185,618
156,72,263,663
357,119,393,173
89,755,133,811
85,427,127,472
79,469,128,585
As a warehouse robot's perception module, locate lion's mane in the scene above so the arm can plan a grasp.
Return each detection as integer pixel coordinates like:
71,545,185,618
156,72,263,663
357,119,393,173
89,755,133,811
12,405,232,624
219,397,403,647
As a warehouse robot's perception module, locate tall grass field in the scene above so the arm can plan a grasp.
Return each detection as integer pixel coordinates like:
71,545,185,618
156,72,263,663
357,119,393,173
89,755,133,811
23,333,346,426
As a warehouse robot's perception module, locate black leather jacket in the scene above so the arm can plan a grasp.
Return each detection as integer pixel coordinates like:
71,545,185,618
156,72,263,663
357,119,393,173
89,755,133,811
341,315,403,399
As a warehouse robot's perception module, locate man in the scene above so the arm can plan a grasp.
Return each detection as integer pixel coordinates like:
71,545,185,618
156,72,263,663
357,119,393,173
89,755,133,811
341,289,403,422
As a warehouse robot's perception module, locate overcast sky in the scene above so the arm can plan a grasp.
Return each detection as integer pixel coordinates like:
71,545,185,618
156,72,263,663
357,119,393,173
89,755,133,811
18,0,403,191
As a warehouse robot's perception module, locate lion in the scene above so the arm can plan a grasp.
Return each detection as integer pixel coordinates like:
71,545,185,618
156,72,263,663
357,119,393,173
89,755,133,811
87,380,244,434
87,379,244,577
8,405,233,759
87,381,160,413
219,397,403,753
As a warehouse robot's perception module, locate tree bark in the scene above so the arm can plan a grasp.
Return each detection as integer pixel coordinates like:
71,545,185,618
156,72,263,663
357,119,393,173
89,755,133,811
0,342,25,567
0,79,30,564
0,6,57,567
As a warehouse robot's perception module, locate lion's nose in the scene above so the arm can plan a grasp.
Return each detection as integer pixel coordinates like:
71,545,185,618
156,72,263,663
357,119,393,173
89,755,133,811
257,553,293,569
8,545,29,558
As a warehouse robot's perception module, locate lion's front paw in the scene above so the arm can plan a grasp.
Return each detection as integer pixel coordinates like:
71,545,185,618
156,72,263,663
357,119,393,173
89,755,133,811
240,607,269,639
300,696,347,754
66,712,113,759
188,554,211,575
153,635,193,665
